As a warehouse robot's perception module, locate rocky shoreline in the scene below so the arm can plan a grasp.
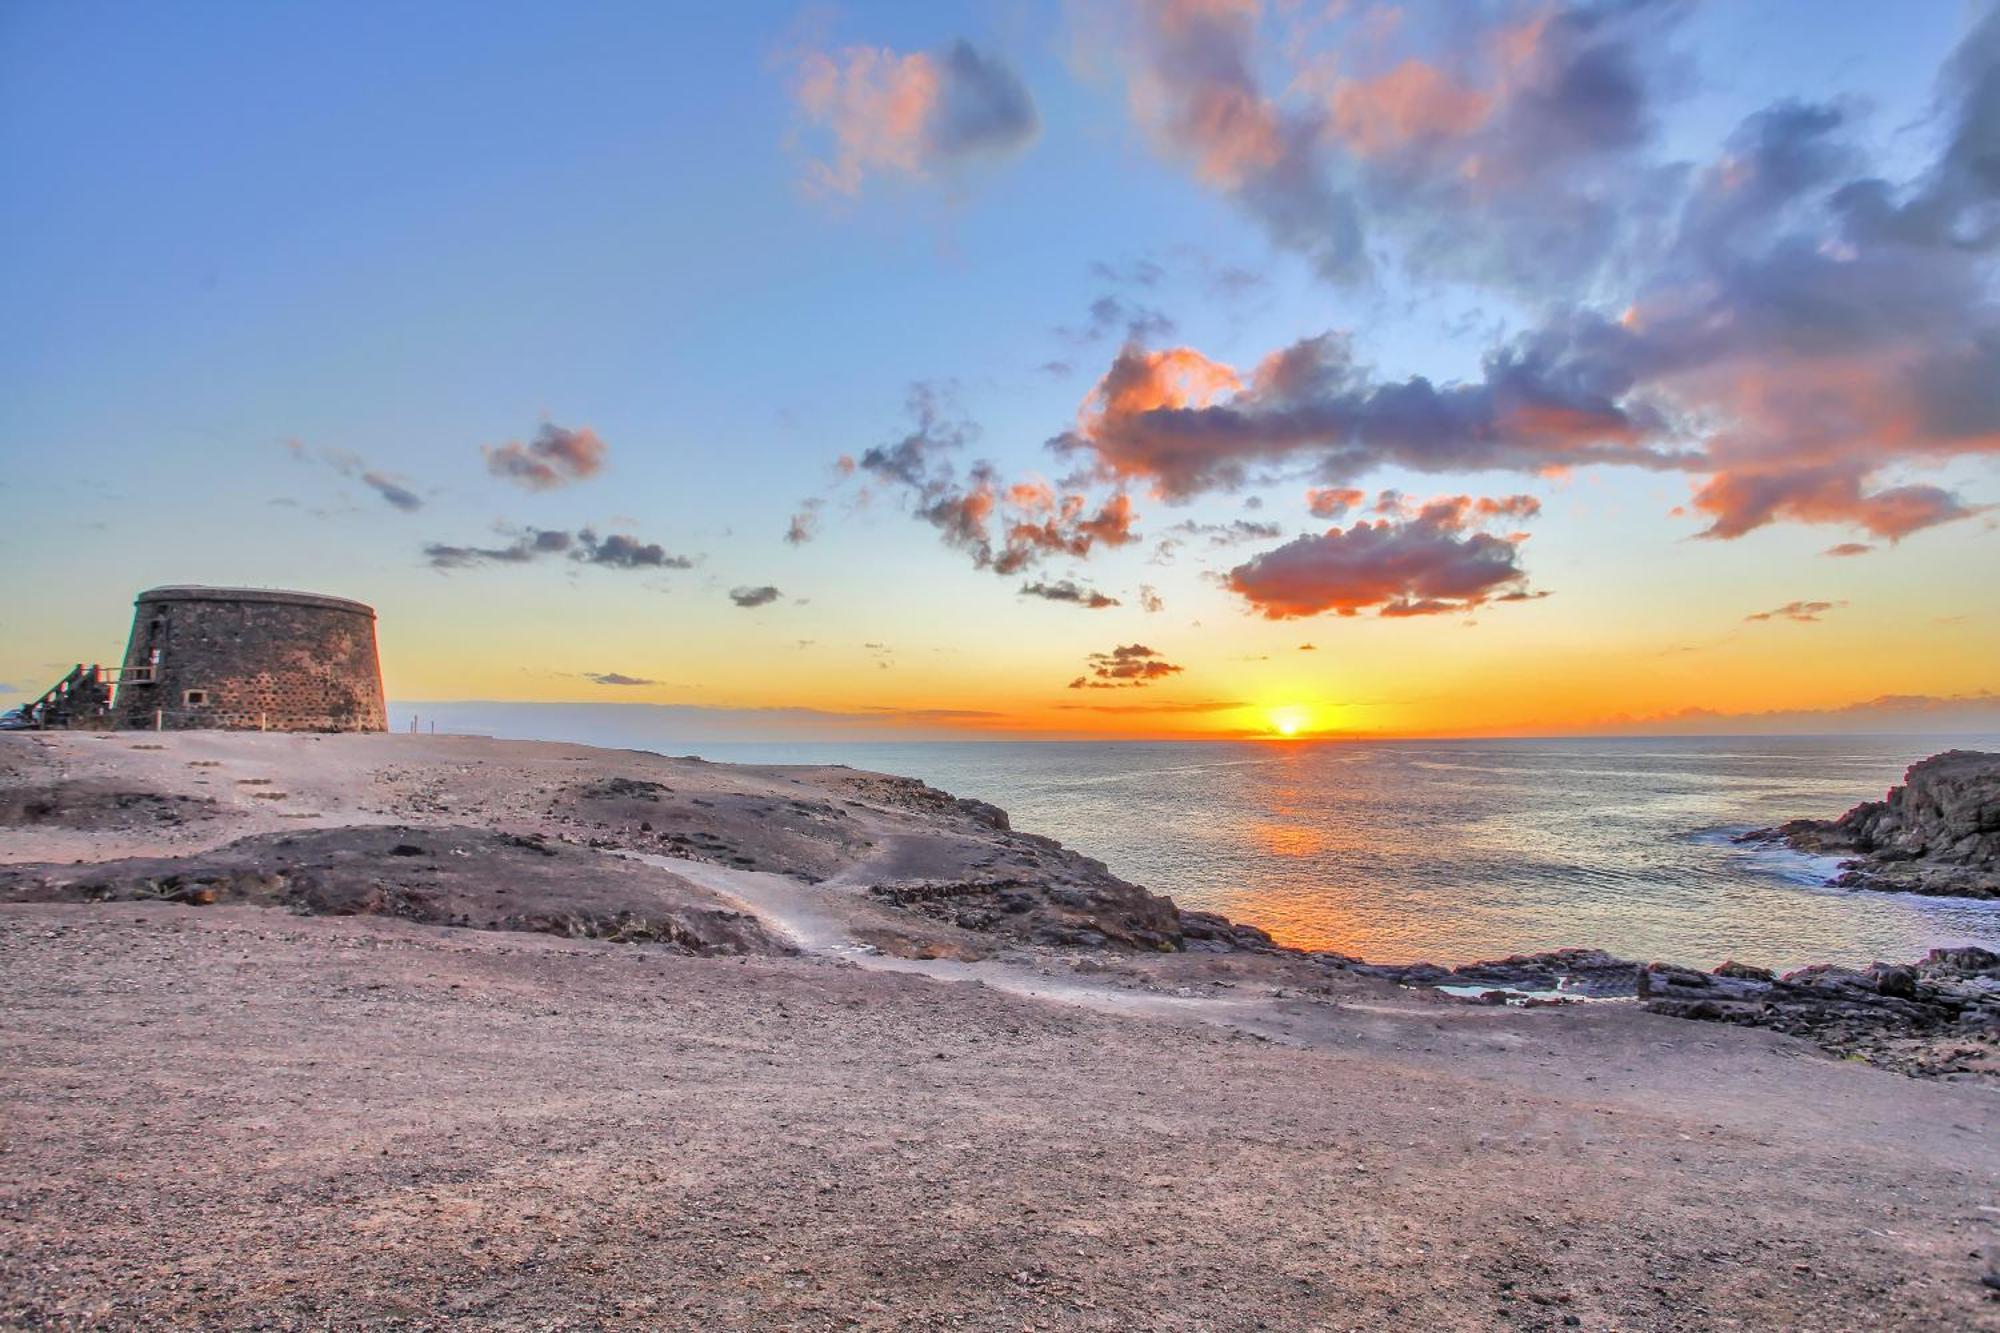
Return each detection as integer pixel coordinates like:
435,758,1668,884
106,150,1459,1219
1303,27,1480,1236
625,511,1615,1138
4,733,1995,1081
5,730,2000,1326
1297,946,1999,1079
1739,749,2000,900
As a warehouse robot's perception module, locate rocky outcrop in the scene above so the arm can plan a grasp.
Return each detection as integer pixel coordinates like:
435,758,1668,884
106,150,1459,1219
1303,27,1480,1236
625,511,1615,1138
1639,947,2000,1077
1348,948,1642,998
0,825,793,957
1740,749,2000,898
867,868,1257,954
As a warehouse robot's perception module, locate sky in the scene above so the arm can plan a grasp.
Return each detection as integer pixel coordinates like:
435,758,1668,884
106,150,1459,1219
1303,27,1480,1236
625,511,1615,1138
2,0,1997,741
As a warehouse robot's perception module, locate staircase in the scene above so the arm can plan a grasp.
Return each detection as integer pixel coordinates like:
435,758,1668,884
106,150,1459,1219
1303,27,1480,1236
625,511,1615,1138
11,664,114,729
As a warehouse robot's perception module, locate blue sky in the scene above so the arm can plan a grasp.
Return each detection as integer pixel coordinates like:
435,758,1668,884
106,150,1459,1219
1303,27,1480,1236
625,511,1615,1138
3,1,1995,738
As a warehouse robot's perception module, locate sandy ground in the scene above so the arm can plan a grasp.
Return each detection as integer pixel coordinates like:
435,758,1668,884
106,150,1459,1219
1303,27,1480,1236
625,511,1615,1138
2,731,1998,1330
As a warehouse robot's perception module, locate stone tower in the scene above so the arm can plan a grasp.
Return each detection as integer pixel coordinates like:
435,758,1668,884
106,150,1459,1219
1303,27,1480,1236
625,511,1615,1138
112,586,387,732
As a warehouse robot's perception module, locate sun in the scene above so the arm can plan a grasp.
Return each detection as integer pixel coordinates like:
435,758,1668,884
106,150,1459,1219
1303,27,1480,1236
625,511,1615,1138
1268,705,1310,738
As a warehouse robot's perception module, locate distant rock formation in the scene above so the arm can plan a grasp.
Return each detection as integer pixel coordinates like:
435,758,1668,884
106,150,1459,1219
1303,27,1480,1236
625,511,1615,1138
1741,749,2000,899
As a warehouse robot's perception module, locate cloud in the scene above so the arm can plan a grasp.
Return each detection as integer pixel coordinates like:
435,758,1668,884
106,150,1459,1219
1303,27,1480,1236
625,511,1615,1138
1098,0,1688,291
287,441,425,512
1059,294,1176,346
1745,599,1845,623
1578,690,2000,737
789,38,1037,195
1306,486,1366,519
730,585,782,608
1822,542,1874,558
423,526,691,571
1055,698,1245,714
1051,329,1676,501
1044,6,2000,544
359,472,423,512
845,383,1141,575
424,527,575,569
577,530,690,569
584,672,656,687
1138,583,1165,613
1019,580,1120,609
1225,492,1540,619
1165,517,1283,546
1089,257,1166,287
1068,642,1184,689
484,423,607,491
785,499,821,545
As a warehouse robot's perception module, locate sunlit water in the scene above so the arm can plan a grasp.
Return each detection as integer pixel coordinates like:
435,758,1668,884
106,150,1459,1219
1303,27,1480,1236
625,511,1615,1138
686,735,2000,971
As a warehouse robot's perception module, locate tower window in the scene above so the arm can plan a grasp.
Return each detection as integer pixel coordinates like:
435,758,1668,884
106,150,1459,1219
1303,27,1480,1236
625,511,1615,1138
184,690,209,705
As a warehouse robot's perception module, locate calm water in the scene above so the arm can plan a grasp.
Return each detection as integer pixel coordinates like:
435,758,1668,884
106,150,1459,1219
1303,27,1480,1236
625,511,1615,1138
688,735,2000,972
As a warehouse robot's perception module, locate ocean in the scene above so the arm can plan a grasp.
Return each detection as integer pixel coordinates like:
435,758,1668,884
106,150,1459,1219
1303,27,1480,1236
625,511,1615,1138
683,734,2000,972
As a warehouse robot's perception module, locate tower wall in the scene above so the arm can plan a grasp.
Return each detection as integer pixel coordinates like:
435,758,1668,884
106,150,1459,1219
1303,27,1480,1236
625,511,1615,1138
112,587,387,732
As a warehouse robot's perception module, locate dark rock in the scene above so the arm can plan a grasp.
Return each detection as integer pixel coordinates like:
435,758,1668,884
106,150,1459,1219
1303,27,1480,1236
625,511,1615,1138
1741,750,2000,899
1639,945,2000,1077
1363,948,1644,998
1873,964,1918,999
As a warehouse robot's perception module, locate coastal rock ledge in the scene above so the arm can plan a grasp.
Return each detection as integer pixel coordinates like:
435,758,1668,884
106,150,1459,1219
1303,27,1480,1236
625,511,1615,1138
1741,749,2000,899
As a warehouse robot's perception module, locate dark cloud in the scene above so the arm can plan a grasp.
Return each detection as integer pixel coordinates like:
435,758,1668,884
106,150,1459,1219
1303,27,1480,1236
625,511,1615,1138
1166,517,1283,546
360,472,423,512
423,527,575,569
1225,493,1540,620
1089,258,1166,287
1055,698,1244,714
847,383,1140,575
423,526,690,572
785,499,821,545
288,441,425,513
1019,580,1119,609
577,529,691,569
585,672,656,687
929,40,1039,158
1107,0,1689,292
730,585,782,608
1052,329,1680,501
1068,643,1183,689
1060,294,1176,346
1823,542,1875,558
1109,0,1365,283
1745,599,1845,623
790,39,1037,195
1045,5,1998,543
484,423,607,491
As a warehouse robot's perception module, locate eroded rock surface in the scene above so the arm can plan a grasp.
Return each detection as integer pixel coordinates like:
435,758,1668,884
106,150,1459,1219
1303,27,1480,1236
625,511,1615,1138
1639,947,2000,1078
1742,749,2000,899
0,825,790,956
1351,948,1643,999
